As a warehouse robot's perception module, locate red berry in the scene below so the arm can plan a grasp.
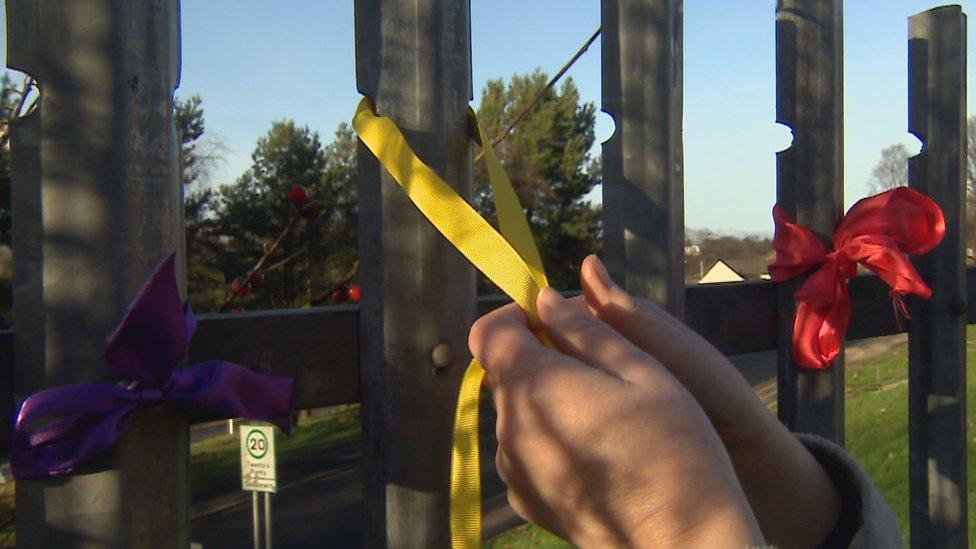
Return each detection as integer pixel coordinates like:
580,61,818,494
287,184,311,206
347,283,361,303
249,270,265,289
330,286,349,304
230,276,251,298
302,202,322,222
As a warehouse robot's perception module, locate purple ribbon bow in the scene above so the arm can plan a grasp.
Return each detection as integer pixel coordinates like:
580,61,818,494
11,253,294,479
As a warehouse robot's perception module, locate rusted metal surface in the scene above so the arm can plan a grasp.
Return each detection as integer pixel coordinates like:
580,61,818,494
601,0,685,317
774,0,845,443
355,0,475,545
907,6,968,547
6,0,188,545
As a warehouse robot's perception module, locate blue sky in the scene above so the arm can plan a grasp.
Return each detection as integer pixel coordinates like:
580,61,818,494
5,1,976,234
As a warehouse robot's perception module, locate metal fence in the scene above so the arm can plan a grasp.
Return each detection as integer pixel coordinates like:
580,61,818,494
0,0,969,546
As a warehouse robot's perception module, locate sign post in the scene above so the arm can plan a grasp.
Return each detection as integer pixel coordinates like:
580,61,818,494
240,424,277,548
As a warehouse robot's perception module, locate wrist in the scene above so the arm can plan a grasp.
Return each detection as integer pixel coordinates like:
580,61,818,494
627,486,765,548
722,419,843,546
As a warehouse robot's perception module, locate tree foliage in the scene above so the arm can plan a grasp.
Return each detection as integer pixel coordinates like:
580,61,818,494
176,94,227,254
0,74,35,326
873,117,976,248
0,75,17,327
175,95,207,186
967,116,976,249
967,116,976,199
176,94,222,309
0,74,29,250
696,233,773,264
177,97,358,312
869,143,909,193
475,70,601,290
0,139,7,246
191,120,358,311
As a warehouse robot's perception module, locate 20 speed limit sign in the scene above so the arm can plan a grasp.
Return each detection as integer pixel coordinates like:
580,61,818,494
240,424,277,493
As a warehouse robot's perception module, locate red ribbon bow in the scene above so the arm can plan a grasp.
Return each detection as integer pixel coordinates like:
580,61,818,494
768,187,945,370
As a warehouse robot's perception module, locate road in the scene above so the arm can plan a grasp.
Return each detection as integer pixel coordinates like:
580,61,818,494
192,421,234,443
191,408,514,548
191,441,364,548
190,335,907,547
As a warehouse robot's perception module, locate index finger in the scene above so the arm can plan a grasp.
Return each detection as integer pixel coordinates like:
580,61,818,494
469,303,549,385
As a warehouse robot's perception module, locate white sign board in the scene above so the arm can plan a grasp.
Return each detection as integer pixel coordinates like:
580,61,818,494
240,424,277,493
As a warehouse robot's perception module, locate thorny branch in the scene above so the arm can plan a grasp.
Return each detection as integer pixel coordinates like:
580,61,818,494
219,27,600,311
474,28,600,163
220,213,304,312
220,199,360,311
263,248,307,275
308,260,360,306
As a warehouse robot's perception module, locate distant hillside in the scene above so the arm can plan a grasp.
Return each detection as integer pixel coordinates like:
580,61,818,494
684,232,774,284
685,227,774,245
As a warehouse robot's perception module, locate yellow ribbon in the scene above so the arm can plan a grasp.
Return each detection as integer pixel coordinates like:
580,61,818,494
353,97,549,548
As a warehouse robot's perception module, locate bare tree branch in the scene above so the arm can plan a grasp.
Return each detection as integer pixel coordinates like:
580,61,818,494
869,143,909,193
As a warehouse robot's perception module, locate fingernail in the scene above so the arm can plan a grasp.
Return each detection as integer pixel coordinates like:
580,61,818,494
590,255,613,290
537,286,564,311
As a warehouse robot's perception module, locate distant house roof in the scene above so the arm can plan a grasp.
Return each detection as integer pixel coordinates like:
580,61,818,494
723,256,772,278
699,260,745,284
698,256,773,285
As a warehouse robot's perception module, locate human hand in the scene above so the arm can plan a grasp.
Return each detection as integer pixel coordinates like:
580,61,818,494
469,287,764,547
577,254,841,548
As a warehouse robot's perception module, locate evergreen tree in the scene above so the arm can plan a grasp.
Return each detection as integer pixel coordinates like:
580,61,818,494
0,74,26,250
204,121,357,311
0,74,33,327
176,94,226,246
0,117,9,251
475,70,601,290
175,94,226,310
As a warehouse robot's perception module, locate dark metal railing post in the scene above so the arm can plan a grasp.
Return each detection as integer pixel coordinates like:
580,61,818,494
7,0,187,545
354,0,475,545
601,0,685,316
774,0,845,443
907,6,968,547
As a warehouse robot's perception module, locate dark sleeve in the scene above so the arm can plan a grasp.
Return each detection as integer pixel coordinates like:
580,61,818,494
795,433,904,548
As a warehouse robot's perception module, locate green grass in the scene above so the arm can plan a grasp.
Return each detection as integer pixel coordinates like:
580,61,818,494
0,405,361,548
486,522,571,548
488,328,976,546
0,483,12,548
845,327,976,543
0,330,969,548
191,404,361,498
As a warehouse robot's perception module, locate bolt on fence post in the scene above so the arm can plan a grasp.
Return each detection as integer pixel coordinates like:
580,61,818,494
601,0,685,318
7,0,188,545
907,6,968,547
354,0,475,546
774,0,845,443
